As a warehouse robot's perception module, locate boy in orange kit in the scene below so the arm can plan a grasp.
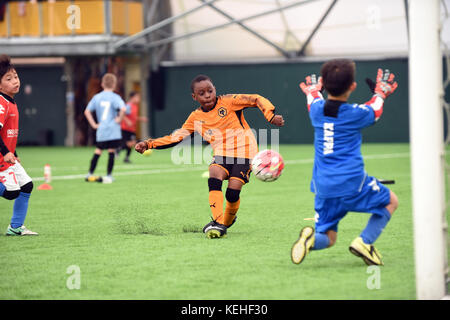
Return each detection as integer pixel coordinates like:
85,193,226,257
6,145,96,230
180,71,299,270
135,74,284,238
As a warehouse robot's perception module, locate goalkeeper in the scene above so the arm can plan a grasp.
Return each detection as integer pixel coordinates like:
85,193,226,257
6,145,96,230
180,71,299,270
292,59,399,266
135,74,284,239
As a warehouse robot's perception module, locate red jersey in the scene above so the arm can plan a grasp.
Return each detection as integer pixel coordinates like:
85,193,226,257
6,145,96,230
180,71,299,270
0,93,19,172
121,102,138,133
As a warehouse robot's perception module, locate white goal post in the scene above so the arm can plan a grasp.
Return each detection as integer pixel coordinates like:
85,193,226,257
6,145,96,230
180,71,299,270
409,0,448,300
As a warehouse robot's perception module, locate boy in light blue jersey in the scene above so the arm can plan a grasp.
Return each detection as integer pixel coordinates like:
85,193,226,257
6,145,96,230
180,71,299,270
84,73,126,183
291,59,399,266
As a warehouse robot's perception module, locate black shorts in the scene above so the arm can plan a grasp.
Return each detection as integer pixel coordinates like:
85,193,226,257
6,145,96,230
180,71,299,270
121,130,136,142
210,156,252,184
96,139,121,150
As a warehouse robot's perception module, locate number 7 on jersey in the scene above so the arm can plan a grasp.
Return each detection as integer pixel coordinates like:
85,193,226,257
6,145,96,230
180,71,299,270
100,101,111,121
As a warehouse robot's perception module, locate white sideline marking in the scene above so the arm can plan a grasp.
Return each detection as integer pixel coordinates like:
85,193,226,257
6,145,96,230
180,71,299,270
31,166,208,182
284,152,410,165
30,152,410,182
25,162,183,173
364,152,411,160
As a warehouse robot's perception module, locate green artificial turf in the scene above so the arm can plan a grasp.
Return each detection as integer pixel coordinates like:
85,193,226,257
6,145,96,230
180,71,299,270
0,144,435,299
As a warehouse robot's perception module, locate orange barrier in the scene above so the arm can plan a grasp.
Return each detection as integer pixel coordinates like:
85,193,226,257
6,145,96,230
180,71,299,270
0,0,143,38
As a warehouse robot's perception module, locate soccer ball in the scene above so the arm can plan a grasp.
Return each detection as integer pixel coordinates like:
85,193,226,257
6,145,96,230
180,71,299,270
251,149,285,182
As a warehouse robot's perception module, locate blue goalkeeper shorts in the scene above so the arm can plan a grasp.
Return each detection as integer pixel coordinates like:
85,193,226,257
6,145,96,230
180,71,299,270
314,176,391,233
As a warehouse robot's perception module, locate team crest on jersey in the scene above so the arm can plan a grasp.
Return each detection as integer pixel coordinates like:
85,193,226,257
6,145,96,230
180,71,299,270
218,107,227,118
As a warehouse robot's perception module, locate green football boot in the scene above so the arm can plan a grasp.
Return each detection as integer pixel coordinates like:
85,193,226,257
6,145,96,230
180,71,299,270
6,225,38,236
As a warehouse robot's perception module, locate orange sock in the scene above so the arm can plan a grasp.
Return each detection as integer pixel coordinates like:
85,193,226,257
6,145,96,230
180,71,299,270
209,190,224,224
224,199,240,227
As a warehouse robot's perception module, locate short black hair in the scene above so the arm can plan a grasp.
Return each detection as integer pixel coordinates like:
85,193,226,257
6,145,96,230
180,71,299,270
0,54,14,80
129,91,139,99
190,74,212,93
320,59,355,96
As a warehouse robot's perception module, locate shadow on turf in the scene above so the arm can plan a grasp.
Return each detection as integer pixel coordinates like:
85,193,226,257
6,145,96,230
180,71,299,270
182,225,203,233
108,202,169,236
113,213,166,236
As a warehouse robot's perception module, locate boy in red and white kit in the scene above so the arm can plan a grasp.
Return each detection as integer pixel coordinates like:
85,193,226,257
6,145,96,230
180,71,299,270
0,54,37,236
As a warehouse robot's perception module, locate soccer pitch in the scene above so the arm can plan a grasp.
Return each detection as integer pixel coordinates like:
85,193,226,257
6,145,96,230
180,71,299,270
0,143,444,299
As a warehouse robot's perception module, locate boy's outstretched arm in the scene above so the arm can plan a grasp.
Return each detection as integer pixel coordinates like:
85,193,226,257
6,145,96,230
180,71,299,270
299,74,323,111
228,94,284,126
364,68,398,121
135,115,195,154
135,140,151,154
270,115,284,126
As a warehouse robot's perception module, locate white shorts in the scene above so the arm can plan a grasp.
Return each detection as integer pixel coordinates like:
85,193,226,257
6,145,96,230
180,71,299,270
0,163,32,191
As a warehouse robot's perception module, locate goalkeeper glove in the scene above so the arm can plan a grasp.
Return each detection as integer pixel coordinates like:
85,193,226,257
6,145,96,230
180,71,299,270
365,68,398,99
299,74,323,111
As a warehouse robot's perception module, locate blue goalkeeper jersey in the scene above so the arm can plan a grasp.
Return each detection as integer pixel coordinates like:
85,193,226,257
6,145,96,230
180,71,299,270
86,91,126,142
309,98,375,198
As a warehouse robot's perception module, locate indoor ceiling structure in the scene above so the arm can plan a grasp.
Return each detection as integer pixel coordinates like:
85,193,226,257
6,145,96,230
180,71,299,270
155,0,450,62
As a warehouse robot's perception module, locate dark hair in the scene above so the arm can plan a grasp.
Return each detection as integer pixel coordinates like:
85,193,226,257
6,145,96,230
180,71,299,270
129,91,139,99
320,59,355,96
0,54,14,80
190,74,212,93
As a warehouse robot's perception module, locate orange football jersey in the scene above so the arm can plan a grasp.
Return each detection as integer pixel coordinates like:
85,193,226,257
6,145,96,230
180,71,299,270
145,94,276,159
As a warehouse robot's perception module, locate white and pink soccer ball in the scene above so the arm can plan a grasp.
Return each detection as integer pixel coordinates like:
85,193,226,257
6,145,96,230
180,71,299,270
251,149,285,182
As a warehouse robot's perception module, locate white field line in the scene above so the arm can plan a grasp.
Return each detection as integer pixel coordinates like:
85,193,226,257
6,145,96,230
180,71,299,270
30,152,411,182
24,162,186,173
31,166,208,182
283,152,411,165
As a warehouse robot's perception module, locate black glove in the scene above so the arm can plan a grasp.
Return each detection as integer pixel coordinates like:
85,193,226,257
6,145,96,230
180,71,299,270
365,78,376,93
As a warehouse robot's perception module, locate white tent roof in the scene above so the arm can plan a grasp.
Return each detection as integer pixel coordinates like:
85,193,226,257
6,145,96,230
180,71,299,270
167,0,450,62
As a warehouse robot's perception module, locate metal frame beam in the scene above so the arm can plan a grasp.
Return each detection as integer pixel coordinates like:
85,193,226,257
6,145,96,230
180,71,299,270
104,0,112,37
297,0,338,56
275,0,302,49
147,0,161,26
143,0,319,51
114,0,220,49
199,0,291,58
404,0,409,41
